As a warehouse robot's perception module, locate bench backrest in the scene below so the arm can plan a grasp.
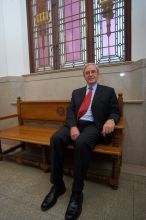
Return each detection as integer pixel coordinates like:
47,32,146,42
17,93,123,125
17,98,69,125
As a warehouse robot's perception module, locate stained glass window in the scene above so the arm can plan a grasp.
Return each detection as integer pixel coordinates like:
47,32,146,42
30,0,53,72
26,0,131,73
94,0,125,63
58,0,86,68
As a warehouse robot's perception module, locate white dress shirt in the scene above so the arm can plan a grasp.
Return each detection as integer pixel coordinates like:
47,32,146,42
80,83,97,122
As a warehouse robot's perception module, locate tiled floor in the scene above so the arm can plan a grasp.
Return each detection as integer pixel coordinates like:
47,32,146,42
0,160,146,220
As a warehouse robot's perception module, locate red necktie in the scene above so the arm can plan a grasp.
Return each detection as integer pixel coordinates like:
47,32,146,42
77,87,92,120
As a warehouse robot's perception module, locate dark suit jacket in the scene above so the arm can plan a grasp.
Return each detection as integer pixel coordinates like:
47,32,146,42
65,84,120,133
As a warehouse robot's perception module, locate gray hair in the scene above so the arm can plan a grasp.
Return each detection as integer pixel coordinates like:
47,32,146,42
83,63,99,75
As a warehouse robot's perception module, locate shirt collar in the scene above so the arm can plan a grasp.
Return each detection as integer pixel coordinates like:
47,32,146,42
86,83,97,92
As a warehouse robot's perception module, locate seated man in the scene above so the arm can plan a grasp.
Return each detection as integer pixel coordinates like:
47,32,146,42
41,63,120,220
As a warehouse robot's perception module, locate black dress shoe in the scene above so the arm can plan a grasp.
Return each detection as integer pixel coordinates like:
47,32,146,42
65,193,83,220
41,184,66,211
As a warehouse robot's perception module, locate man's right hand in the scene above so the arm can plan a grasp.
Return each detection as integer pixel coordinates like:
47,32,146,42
70,126,80,141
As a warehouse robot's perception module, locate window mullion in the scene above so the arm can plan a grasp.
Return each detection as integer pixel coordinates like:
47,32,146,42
124,0,131,61
26,0,35,73
86,0,94,63
52,0,60,69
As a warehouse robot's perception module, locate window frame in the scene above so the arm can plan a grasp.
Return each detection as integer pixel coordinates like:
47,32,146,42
26,0,131,73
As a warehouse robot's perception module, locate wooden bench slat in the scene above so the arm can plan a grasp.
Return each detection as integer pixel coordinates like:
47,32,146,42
0,126,58,146
93,145,122,155
67,144,121,156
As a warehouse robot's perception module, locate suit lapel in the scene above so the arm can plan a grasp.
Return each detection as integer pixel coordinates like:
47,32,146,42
91,84,103,107
78,87,86,106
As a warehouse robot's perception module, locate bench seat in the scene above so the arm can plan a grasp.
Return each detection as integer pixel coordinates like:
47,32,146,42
0,125,122,156
0,125,58,145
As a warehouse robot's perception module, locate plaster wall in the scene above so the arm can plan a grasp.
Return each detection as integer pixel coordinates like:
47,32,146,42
0,60,145,166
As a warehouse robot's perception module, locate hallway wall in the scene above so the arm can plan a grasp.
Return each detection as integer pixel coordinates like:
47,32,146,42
0,59,146,167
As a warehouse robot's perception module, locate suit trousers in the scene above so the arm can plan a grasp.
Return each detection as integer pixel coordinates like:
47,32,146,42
50,120,100,194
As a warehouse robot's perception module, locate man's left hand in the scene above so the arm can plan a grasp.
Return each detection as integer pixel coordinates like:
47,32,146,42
101,119,115,137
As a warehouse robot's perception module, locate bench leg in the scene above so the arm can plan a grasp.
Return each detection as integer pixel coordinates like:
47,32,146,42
110,155,121,190
0,140,3,161
40,146,49,172
20,142,26,151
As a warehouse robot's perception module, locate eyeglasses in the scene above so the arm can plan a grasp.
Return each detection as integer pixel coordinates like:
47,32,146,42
84,70,97,75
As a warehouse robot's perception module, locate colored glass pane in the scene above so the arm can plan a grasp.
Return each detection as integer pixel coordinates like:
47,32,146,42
58,0,87,68
94,0,125,63
31,0,53,72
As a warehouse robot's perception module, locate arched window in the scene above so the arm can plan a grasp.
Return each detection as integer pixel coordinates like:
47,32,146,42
26,0,131,73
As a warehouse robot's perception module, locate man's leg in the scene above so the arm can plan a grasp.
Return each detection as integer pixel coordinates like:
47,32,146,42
50,126,71,185
65,123,100,220
72,124,99,193
41,126,71,211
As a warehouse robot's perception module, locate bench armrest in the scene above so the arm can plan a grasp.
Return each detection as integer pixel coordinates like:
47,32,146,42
0,114,18,120
115,117,125,129
111,117,125,147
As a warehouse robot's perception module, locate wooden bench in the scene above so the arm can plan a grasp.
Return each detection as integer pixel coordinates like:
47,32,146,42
0,94,125,189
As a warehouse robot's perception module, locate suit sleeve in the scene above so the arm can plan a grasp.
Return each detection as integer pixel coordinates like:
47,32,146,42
65,90,78,128
107,88,120,124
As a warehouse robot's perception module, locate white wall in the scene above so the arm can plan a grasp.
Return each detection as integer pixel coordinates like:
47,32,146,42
0,0,29,77
0,0,146,76
0,1,7,76
132,0,146,61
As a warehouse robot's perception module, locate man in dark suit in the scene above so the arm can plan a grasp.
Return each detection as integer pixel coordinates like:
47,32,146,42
41,63,120,220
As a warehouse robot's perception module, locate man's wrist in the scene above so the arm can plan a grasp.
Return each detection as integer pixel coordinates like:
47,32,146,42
110,119,115,123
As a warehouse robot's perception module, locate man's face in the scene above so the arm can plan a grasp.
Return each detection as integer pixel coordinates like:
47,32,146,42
83,64,99,86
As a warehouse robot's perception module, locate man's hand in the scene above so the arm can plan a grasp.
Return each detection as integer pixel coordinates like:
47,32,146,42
102,119,115,137
70,126,80,141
